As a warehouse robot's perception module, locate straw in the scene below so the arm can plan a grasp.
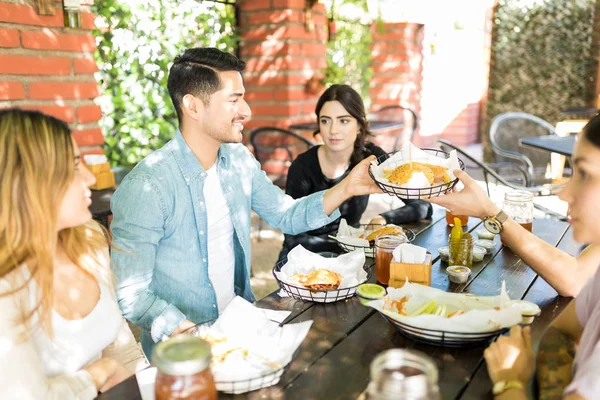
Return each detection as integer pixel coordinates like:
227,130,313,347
409,143,413,169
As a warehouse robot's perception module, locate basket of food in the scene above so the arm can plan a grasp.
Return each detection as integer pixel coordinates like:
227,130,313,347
185,297,310,394
273,245,373,303
333,221,416,258
365,282,535,347
368,143,465,200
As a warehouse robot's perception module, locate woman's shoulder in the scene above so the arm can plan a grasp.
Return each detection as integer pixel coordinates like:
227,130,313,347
364,142,386,158
291,145,320,170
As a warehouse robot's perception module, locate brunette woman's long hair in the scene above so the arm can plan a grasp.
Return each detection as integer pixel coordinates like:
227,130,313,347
0,109,110,338
314,84,373,166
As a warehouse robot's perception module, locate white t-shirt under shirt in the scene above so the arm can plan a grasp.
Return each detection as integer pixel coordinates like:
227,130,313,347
564,264,600,398
203,165,235,313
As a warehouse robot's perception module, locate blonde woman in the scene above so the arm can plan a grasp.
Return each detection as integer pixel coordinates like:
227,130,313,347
0,109,147,399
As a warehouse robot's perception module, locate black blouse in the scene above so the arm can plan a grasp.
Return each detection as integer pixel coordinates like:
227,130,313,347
278,143,433,262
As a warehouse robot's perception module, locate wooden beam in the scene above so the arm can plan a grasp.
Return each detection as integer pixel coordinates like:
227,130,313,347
36,0,56,16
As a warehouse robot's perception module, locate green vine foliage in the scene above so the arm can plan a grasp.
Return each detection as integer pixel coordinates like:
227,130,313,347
322,0,374,107
487,0,596,125
93,0,238,167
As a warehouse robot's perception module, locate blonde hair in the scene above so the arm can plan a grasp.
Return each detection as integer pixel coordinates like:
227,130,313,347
0,109,110,337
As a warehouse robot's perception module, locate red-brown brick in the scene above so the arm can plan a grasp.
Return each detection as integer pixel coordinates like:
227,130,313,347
73,128,104,147
76,104,102,123
0,3,63,27
0,28,19,47
22,30,97,52
0,81,26,100
0,54,72,75
29,81,100,100
21,105,75,123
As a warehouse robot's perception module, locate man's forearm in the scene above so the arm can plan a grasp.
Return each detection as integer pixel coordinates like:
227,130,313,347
322,179,351,216
536,326,576,399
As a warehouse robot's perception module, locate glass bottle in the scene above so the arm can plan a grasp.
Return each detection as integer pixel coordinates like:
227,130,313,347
502,190,534,245
375,234,409,285
367,349,440,400
153,335,217,400
445,209,468,227
63,0,82,29
448,233,475,268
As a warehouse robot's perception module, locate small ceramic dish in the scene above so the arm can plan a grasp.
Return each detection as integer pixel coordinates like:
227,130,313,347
475,239,495,254
356,283,387,306
438,246,449,262
475,229,495,240
509,300,541,324
446,266,471,283
473,246,486,262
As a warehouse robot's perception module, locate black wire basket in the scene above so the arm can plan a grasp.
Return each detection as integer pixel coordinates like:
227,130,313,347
368,149,465,200
379,313,508,348
184,321,294,394
273,259,374,303
335,224,416,258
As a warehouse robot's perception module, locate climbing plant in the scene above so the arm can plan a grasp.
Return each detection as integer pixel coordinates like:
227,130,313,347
322,0,374,106
487,0,596,125
93,0,238,167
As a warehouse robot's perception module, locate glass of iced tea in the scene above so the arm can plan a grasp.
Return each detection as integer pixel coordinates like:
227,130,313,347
375,235,409,285
445,209,468,227
502,191,534,245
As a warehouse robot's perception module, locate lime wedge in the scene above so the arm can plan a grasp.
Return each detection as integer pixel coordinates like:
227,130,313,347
357,284,386,300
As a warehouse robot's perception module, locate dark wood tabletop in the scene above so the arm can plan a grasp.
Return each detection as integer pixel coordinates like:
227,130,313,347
100,207,580,400
289,120,404,132
519,135,576,157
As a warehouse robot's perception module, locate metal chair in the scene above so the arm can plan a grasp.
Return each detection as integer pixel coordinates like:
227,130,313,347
438,139,567,220
249,127,315,241
489,112,570,186
250,127,314,189
368,105,418,151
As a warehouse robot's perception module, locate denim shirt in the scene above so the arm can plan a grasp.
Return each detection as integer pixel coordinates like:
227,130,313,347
110,131,340,356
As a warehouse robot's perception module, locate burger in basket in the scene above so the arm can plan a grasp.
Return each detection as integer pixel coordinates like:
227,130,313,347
289,269,342,291
369,143,462,199
360,224,406,245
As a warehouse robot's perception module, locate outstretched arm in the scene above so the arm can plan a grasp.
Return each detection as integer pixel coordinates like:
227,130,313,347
427,170,598,297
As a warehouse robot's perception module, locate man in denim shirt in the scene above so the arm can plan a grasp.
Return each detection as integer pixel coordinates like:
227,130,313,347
110,48,381,357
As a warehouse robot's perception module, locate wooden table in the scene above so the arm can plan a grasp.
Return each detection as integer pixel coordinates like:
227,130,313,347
100,207,580,400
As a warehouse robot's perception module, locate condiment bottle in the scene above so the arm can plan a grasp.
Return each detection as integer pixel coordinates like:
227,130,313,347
367,349,440,400
153,335,217,400
375,234,409,285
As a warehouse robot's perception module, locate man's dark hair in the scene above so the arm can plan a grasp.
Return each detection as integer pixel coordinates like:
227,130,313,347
167,47,246,124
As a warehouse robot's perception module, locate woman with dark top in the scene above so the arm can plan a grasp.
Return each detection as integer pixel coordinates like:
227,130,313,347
278,84,432,261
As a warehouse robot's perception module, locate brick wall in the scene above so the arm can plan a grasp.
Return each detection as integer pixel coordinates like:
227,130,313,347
0,0,103,156
369,22,424,147
238,0,328,139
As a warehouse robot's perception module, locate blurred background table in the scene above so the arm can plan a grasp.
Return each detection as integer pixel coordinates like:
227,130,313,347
519,134,576,157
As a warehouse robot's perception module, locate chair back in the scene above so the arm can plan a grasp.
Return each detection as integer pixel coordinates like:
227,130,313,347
489,112,556,184
249,127,314,189
368,105,418,151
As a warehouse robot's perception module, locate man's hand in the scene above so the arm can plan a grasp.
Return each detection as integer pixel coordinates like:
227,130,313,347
426,169,500,219
341,155,383,197
484,325,534,385
322,156,382,216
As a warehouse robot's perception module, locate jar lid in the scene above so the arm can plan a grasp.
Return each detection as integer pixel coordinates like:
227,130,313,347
153,335,212,376
369,349,438,397
375,234,408,249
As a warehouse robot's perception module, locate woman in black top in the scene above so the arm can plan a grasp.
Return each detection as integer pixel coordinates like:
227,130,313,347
278,84,432,262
